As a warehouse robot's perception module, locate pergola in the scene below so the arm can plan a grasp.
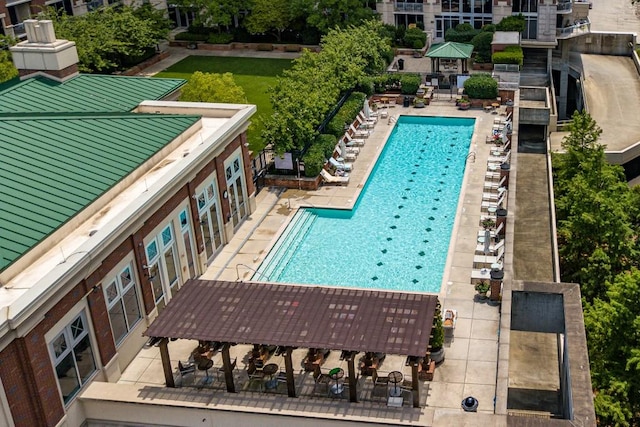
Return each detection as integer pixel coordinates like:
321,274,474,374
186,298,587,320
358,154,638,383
425,41,474,73
144,279,439,408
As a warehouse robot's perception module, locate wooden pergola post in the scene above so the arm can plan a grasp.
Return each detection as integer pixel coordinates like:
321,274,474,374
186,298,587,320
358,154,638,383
283,347,297,398
159,338,175,388
346,352,358,402
221,343,236,393
412,358,421,408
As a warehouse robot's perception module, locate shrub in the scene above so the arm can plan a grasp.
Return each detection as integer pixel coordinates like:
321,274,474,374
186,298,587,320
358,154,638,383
207,33,233,44
482,24,497,33
430,305,444,351
492,45,523,66
398,74,421,95
471,31,494,63
302,144,326,177
316,134,338,160
463,73,498,99
403,27,426,49
497,15,526,32
445,24,480,43
174,32,208,42
372,74,400,93
355,77,375,97
326,92,367,138
256,43,274,51
187,25,214,35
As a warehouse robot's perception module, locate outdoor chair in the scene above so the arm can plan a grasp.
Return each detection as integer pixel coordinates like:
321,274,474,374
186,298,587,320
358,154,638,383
312,365,332,395
178,360,196,383
371,368,389,389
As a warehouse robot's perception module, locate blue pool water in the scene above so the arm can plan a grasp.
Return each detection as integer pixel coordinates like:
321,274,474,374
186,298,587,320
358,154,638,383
254,116,475,292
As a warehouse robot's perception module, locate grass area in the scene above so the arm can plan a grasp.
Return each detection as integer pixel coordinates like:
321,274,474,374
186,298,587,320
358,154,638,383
155,56,293,152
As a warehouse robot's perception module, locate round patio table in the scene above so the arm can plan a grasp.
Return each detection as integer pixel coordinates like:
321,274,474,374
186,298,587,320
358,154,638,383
329,367,345,395
388,371,403,397
262,363,279,389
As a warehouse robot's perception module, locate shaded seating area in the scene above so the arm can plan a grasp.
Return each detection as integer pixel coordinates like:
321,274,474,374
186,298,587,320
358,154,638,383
144,279,438,408
425,42,474,74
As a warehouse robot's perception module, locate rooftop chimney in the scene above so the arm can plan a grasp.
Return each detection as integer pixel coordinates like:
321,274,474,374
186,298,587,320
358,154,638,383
10,20,79,82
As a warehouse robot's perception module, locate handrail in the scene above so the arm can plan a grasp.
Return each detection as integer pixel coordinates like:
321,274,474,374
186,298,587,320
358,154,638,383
545,136,561,283
235,263,270,282
466,151,476,163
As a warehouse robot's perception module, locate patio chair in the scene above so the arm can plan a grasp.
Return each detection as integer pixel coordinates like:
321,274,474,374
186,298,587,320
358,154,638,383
484,176,506,191
178,360,196,383
371,368,389,390
349,123,370,139
475,238,505,255
320,169,350,185
329,157,352,172
343,133,365,147
473,246,506,269
482,186,507,202
312,365,332,395
335,145,357,161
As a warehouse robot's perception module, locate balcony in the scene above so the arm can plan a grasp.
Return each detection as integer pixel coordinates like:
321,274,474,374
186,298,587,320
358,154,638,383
557,0,572,13
556,18,590,39
395,2,424,12
5,23,26,40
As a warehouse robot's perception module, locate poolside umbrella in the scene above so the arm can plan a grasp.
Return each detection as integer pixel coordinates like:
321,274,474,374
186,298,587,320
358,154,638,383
339,139,348,161
501,132,508,144
483,230,491,256
363,98,372,119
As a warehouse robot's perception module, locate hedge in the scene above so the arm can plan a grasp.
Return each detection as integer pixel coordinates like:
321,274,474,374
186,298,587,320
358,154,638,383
207,33,233,44
445,24,480,43
399,74,421,94
492,46,523,66
404,27,426,49
463,73,498,99
471,32,494,63
174,32,208,42
316,133,338,160
497,15,526,32
326,92,367,138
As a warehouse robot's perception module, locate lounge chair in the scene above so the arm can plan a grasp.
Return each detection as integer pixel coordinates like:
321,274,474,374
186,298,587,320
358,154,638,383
476,222,504,240
358,111,377,126
334,146,356,162
488,150,510,165
484,176,506,190
473,246,505,268
349,123,370,139
321,169,350,185
482,186,507,201
442,309,457,329
329,156,353,171
336,144,358,158
343,133,365,147
481,192,506,211
475,238,505,255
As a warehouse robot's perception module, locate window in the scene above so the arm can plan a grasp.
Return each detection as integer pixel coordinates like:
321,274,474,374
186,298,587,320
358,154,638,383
50,312,96,405
146,223,181,311
104,265,142,345
198,182,224,261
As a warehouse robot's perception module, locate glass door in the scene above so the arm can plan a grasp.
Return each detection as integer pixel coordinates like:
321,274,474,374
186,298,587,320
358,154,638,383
197,182,224,262
225,157,248,229
146,224,182,312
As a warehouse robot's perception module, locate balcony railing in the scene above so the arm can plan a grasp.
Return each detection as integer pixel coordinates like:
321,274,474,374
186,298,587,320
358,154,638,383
395,2,424,12
556,18,590,38
557,1,572,12
5,23,26,39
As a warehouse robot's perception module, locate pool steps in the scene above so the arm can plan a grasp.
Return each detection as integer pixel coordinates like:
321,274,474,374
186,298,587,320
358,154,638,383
254,210,317,281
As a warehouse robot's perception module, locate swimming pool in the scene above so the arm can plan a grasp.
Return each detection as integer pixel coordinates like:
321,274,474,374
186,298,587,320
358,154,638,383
254,116,475,292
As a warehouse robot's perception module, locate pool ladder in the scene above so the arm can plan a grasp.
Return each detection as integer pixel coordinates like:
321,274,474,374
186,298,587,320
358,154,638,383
388,115,398,125
466,151,476,163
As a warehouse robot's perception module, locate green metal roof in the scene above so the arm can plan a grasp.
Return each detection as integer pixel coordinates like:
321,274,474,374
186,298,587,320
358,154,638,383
425,42,474,59
0,74,186,114
0,114,200,271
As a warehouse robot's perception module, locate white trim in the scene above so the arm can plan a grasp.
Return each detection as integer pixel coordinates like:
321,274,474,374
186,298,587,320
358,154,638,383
6,0,30,7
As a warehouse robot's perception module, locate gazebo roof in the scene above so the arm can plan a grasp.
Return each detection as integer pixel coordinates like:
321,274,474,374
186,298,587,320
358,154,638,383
144,279,438,358
425,42,474,59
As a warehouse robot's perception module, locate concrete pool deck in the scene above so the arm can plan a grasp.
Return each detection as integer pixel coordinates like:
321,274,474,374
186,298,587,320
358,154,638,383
198,99,509,420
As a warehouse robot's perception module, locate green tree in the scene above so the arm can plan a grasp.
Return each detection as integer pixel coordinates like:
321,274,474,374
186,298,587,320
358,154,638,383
584,269,640,426
179,71,247,103
171,0,244,30
553,112,638,300
471,31,493,63
41,6,167,73
293,0,375,33
496,14,526,32
245,0,294,42
0,35,18,83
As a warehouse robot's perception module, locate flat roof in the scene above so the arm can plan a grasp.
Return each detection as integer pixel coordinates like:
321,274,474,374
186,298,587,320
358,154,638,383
0,74,185,114
0,114,200,271
145,279,438,357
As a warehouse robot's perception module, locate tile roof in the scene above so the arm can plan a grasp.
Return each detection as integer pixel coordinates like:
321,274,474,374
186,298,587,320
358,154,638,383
0,114,200,271
145,279,438,357
0,74,185,114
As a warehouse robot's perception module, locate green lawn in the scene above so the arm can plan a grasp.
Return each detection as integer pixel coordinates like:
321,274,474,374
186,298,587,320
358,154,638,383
155,56,293,152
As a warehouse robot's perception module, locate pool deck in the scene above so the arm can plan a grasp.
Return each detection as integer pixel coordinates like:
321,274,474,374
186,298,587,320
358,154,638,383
197,99,508,422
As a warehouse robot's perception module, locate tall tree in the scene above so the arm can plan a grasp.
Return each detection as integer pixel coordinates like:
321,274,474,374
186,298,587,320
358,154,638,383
292,0,375,33
244,0,294,42
179,72,247,103
171,0,244,30
0,35,18,83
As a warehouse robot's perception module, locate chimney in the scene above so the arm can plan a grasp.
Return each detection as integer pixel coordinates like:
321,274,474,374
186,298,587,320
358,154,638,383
10,20,79,82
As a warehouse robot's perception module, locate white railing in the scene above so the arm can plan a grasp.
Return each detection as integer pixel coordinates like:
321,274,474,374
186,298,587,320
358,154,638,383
556,18,590,38
5,23,26,39
557,1,572,12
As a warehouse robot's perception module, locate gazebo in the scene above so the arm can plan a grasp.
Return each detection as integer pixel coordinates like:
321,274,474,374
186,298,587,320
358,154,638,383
425,41,474,73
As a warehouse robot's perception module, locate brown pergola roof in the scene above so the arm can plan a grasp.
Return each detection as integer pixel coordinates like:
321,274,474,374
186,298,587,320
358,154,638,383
144,280,438,357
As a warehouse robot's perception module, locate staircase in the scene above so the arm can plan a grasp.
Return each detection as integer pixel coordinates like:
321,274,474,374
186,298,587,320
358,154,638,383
520,48,550,87
253,209,317,281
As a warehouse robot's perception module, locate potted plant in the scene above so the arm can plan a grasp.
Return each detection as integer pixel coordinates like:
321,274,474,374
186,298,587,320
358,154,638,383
475,281,490,298
429,304,445,364
457,98,471,110
413,97,425,108
481,218,495,230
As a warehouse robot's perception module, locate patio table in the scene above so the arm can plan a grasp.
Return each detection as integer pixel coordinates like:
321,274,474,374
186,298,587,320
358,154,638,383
262,363,279,389
388,371,403,397
328,367,345,395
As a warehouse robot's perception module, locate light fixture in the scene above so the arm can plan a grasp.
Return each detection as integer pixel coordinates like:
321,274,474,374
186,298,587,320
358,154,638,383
223,190,229,199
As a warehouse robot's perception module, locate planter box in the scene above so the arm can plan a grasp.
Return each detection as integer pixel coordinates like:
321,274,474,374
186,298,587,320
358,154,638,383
472,62,493,71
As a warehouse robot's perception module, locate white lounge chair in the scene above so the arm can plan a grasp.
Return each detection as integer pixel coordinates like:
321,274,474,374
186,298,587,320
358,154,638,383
442,309,457,330
481,192,506,212
476,222,504,240
358,111,377,126
482,187,507,201
349,123,370,139
473,246,505,269
343,133,365,147
335,146,356,162
484,176,506,190
488,150,510,164
329,156,352,172
475,238,505,255
320,169,349,185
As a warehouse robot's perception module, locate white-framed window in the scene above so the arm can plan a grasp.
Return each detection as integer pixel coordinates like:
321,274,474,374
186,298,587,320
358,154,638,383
146,223,181,312
50,311,97,405
224,154,248,229
179,209,198,277
197,181,224,262
103,264,142,346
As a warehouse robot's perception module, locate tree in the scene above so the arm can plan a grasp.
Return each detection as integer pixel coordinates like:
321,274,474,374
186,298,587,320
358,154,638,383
471,31,494,63
170,0,244,30
584,269,640,426
40,6,168,73
244,0,294,42
292,0,375,33
496,14,526,32
179,72,247,103
0,35,18,83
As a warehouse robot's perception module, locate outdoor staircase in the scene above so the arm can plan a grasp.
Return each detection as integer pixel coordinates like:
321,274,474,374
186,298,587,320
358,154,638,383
253,209,317,281
520,48,550,87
